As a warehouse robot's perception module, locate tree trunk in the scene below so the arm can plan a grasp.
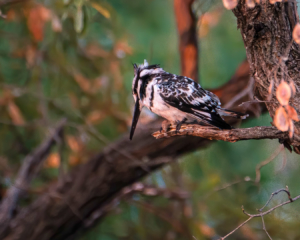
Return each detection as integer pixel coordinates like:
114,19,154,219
232,0,300,153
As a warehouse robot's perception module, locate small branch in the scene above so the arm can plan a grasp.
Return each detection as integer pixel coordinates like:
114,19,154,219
0,118,66,223
224,77,255,109
84,182,189,229
220,188,299,240
153,125,299,144
261,215,272,240
255,145,284,183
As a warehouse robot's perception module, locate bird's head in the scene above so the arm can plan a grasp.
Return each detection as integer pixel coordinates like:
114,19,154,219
130,59,163,140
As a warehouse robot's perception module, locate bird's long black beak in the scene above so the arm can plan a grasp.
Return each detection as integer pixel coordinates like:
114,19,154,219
129,100,141,140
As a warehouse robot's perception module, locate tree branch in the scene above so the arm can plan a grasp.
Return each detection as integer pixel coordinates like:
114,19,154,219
152,125,300,144
0,119,66,225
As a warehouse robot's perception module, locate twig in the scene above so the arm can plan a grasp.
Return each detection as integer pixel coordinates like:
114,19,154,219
255,145,284,183
131,200,187,235
153,125,300,144
224,77,255,109
84,182,189,228
0,118,66,223
239,100,274,106
220,188,299,240
261,215,272,240
204,176,252,199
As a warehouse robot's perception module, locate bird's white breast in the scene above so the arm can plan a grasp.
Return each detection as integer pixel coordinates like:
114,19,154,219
142,81,189,123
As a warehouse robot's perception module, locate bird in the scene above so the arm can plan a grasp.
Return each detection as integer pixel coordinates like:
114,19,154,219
129,60,248,140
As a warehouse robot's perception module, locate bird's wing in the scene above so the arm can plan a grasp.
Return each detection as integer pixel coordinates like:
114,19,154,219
157,75,231,129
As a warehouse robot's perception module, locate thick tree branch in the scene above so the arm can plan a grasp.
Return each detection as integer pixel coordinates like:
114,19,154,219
152,125,299,143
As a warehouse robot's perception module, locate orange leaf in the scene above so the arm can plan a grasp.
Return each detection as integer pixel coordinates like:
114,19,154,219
68,154,81,166
46,153,60,168
276,81,291,106
269,0,282,4
246,0,255,8
274,106,289,131
222,0,238,10
27,5,51,42
73,73,91,93
286,105,299,121
86,110,105,124
199,223,215,237
7,101,25,125
25,45,37,68
6,9,16,21
293,23,300,45
67,136,82,153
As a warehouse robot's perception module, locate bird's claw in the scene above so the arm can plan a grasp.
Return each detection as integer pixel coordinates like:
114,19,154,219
160,120,171,133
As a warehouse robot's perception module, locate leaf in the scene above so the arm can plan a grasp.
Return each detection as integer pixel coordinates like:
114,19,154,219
198,223,215,237
73,73,91,93
276,81,291,106
90,2,110,19
222,0,238,10
289,119,294,139
27,5,51,42
274,106,289,132
246,0,255,8
25,45,37,68
293,23,300,45
86,110,105,124
46,153,60,168
269,0,282,3
68,154,80,166
67,136,82,153
7,100,25,125
286,105,299,121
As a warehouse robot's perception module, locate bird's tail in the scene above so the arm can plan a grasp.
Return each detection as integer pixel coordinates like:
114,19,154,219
216,108,248,119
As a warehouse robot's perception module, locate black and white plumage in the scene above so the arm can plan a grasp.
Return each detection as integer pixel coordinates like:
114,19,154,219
129,60,248,140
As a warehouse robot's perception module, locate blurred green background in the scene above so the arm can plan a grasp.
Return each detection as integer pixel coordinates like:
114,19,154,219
0,0,299,239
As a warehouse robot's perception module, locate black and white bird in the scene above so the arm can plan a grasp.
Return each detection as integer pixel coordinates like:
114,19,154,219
129,60,248,140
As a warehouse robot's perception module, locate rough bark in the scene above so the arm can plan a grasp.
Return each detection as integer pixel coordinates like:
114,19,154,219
232,0,300,153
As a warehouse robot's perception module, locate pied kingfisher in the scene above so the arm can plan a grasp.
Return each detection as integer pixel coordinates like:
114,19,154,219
129,60,248,140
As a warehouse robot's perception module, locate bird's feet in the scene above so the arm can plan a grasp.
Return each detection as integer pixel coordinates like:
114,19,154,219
175,118,187,133
160,120,171,133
